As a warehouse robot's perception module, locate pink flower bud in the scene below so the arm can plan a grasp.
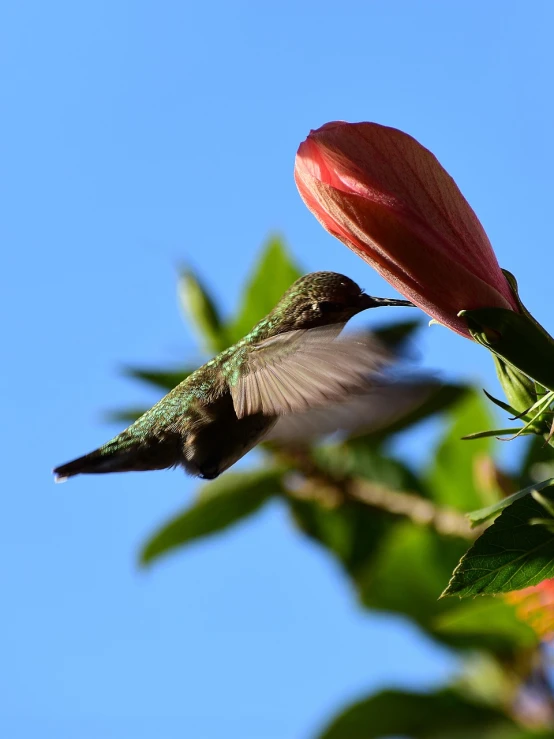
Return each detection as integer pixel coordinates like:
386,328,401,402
295,122,519,337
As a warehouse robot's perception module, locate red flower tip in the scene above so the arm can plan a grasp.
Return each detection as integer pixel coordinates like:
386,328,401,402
295,122,519,337
506,579,554,641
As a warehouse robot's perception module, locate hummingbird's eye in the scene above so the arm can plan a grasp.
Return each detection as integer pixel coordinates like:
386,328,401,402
318,301,344,313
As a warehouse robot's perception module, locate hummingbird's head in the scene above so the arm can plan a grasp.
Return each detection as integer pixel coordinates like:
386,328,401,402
269,272,413,333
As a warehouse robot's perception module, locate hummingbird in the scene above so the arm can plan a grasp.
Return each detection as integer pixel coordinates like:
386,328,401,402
54,272,415,482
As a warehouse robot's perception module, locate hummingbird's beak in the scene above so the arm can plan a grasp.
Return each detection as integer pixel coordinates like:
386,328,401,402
358,293,414,310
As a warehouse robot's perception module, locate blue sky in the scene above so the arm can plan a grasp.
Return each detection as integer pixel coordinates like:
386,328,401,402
2,1,554,737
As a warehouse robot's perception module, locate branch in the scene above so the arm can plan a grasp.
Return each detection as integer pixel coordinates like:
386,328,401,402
276,447,480,540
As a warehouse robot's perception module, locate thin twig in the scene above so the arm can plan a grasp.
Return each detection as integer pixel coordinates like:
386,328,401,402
276,446,481,540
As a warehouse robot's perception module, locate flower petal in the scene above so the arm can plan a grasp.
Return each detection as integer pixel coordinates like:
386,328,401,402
295,122,519,336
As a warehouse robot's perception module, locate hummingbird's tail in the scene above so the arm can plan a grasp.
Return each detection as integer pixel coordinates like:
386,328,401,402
53,432,182,481
53,446,135,480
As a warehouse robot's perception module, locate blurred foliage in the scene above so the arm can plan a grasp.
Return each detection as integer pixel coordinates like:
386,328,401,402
141,468,284,565
317,688,516,739
178,268,228,353
425,390,496,512
114,237,554,738
228,235,302,342
121,367,194,392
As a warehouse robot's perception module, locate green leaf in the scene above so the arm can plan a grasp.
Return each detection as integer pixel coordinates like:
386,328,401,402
356,521,539,654
288,443,423,577
462,426,532,441
105,407,149,424
178,267,228,352
460,306,554,393
434,598,537,649
317,688,512,739
288,497,393,576
228,236,302,343
532,489,554,518
468,478,554,526
483,388,520,416
314,439,423,493
493,355,539,417
425,390,497,512
140,469,284,566
121,366,194,392
462,428,531,441
355,384,469,444
518,435,554,489
371,318,422,351
356,521,467,627
443,487,554,597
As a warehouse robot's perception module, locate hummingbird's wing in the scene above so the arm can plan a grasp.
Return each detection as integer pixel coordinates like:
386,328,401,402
230,326,391,418
264,380,438,442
